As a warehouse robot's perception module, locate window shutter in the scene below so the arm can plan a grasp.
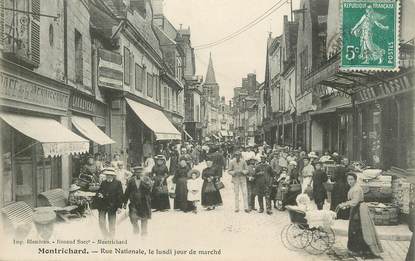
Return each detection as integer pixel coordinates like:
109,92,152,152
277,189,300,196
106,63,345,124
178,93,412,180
0,0,4,48
31,0,40,66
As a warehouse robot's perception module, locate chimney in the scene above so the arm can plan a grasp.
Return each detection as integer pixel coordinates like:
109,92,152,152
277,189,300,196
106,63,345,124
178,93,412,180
152,0,163,15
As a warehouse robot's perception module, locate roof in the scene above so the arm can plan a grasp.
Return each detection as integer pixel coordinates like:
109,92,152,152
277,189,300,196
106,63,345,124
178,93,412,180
205,53,217,84
89,0,119,38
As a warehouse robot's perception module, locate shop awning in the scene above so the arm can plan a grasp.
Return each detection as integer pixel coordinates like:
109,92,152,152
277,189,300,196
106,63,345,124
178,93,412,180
310,103,352,117
71,116,115,145
0,112,89,157
126,98,181,140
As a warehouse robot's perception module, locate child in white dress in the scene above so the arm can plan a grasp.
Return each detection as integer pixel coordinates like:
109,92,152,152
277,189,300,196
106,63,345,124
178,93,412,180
187,170,203,213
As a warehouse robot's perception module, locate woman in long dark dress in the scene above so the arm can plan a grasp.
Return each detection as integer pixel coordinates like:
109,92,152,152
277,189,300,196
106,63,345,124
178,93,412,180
330,158,350,219
173,158,190,212
201,157,223,210
338,173,383,258
150,155,170,211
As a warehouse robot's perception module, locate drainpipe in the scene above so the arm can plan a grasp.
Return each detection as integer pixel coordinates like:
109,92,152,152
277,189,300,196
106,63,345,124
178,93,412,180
63,0,68,84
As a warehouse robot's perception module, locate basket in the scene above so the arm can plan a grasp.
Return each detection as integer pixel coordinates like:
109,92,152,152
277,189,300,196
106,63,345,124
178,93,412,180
367,203,399,226
323,181,335,192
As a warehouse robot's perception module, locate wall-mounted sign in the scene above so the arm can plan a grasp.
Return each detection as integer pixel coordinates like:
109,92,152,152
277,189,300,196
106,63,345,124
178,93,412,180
70,92,96,115
355,73,413,103
98,48,123,90
0,72,69,111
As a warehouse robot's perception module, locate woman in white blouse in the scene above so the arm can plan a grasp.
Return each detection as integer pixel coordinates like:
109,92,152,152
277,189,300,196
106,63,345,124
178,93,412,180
338,172,383,258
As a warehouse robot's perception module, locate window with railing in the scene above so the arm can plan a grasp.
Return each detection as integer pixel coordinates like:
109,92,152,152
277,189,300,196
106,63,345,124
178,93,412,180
3,0,40,68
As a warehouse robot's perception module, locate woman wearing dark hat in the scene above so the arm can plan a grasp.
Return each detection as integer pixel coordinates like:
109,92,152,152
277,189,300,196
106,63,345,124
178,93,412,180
173,157,191,212
123,166,153,236
201,155,223,210
151,155,170,211
338,172,383,258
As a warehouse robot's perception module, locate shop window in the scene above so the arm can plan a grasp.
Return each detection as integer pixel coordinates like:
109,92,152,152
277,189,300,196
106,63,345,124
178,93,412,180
75,30,83,84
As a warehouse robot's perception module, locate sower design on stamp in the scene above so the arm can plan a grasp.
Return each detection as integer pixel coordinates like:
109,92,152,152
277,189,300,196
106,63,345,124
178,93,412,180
341,0,399,71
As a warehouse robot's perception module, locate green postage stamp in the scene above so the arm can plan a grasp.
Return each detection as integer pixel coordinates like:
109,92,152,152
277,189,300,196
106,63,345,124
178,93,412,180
341,0,399,71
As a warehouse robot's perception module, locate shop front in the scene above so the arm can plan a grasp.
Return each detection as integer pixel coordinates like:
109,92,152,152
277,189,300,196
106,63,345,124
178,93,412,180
110,97,181,167
0,62,89,207
69,91,114,178
355,71,414,169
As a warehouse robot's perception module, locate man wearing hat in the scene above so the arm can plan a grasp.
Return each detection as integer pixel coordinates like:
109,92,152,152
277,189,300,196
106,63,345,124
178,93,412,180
123,166,153,236
253,155,274,215
246,156,258,211
228,150,249,213
95,167,123,238
312,161,328,210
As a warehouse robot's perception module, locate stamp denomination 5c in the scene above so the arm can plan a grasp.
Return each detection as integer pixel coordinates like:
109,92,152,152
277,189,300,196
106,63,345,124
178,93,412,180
341,0,399,71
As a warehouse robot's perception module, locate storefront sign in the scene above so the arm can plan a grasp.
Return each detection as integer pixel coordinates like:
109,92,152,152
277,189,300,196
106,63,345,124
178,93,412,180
70,93,96,115
0,72,69,110
98,48,123,90
355,73,413,103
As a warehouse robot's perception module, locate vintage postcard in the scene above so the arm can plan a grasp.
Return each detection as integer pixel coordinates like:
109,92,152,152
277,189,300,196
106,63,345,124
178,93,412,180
0,0,414,261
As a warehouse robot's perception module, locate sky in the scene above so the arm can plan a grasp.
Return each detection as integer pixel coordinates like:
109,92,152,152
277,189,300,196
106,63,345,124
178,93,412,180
163,0,300,101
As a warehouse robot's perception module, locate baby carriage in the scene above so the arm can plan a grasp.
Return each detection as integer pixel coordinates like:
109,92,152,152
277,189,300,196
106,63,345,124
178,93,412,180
280,206,336,255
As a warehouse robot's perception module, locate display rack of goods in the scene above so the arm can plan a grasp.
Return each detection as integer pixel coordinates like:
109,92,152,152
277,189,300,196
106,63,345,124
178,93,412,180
367,202,399,226
392,178,412,214
360,174,393,203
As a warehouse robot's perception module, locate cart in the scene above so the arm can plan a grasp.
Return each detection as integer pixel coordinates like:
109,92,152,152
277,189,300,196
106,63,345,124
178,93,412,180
281,206,336,255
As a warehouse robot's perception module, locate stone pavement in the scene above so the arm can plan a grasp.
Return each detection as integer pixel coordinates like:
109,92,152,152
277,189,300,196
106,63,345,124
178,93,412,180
327,235,410,261
0,165,412,261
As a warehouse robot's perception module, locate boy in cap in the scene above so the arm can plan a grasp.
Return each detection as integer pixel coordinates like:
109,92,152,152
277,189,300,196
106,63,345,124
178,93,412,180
95,167,123,238
123,166,154,236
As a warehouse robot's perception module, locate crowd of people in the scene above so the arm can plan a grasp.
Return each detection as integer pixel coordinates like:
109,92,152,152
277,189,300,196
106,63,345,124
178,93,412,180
70,140,391,258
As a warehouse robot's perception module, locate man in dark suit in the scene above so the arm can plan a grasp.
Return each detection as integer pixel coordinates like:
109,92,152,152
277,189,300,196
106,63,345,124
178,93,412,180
95,167,123,238
123,166,154,236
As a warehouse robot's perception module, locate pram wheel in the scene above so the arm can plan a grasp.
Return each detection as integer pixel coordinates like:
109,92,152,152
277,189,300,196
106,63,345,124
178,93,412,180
275,200,284,211
305,227,335,255
285,224,309,249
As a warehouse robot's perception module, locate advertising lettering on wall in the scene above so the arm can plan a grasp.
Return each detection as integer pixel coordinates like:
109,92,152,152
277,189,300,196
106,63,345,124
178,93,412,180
355,73,413,103
0,72,69,111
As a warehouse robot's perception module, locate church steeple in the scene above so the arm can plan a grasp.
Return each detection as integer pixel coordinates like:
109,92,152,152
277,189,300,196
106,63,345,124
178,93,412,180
205,52,217,84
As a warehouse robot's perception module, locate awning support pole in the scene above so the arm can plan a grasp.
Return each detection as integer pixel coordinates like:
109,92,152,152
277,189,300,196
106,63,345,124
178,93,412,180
14,141,39,157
